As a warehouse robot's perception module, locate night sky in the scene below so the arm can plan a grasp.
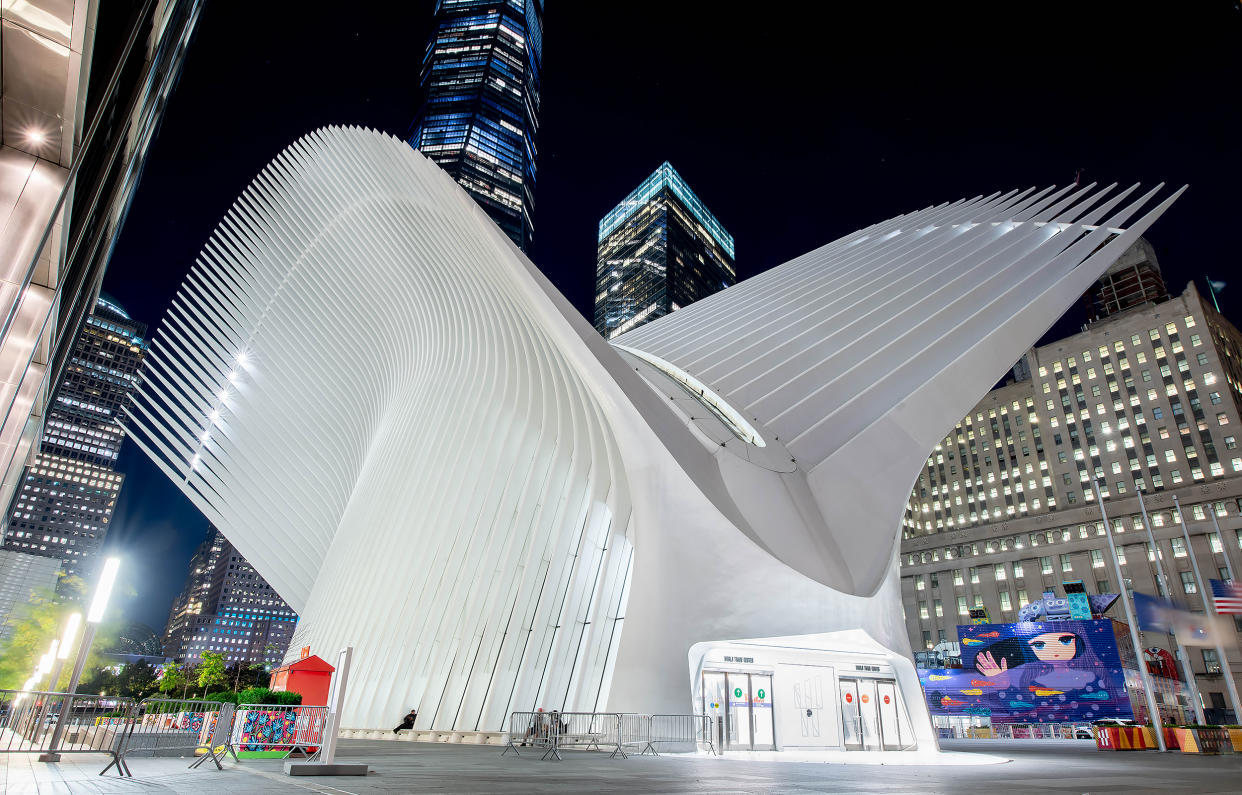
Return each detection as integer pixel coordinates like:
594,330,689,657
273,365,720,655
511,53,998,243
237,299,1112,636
100,1,1242,629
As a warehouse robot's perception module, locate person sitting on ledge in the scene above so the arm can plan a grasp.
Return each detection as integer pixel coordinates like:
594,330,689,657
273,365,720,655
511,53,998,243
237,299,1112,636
393,708,417,734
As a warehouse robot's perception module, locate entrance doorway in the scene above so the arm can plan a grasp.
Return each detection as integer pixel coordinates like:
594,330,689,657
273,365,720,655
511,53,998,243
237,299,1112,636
703,671,775,750
838,677,910,750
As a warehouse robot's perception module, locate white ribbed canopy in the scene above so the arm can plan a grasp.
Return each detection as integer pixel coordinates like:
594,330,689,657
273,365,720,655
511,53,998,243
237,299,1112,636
125,126,1181,733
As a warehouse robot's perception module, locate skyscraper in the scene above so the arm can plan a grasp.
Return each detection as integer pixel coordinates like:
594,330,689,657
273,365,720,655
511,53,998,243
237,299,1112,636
2,296,145,584
0,0,203,520
594,162,736,338
162,526,296,668
408,0,543,251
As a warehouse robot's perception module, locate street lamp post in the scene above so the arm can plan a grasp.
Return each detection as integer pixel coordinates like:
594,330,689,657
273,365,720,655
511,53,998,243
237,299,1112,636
1173,495,1242,724
1093,481,1167,750
40,557,119,762
46,612,82,695
1136,489,1206,724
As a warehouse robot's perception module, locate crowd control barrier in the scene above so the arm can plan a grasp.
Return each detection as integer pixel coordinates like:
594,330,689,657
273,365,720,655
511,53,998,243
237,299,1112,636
503,711,715,760
0,689,133,769
103,698,236,776
231,703,329,758
644,714,716,755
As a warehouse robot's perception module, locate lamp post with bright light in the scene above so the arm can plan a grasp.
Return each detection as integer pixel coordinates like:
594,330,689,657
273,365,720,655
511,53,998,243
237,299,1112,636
47,612,82,694
40,557,119,762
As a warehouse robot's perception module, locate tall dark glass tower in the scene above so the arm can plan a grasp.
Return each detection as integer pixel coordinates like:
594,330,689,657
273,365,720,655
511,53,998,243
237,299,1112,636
2,295,146,585
594,162,736,338
161,525,297,668
409,0,543,252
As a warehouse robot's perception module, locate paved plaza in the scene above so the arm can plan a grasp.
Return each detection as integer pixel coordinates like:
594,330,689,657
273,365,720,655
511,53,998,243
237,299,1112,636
3,738,1242,794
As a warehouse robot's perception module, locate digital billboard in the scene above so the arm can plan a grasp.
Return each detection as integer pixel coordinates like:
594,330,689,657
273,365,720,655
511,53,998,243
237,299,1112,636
919,619,1134,723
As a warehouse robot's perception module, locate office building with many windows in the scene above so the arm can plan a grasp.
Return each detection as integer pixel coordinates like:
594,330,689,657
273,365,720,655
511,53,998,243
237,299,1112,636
2,296,145,584
900,260,1242,719
594,162,736,338
162,526,296,668
0,0,202,520
407,0,543,251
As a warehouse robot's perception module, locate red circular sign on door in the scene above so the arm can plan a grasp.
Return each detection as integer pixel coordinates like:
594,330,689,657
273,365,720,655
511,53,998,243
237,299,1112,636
861,694,870,704
845,693,853,703
883,695,891,704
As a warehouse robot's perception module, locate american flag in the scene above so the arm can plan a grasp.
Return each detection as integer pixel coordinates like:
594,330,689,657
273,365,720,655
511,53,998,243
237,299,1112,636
1211,579,1242,615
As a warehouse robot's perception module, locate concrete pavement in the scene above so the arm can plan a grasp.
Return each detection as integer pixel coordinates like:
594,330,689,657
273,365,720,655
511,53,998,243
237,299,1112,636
3,737,1241,793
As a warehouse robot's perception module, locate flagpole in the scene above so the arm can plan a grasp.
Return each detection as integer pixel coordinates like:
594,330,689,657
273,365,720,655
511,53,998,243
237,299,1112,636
1093,481,1168,749
1174,495,1242,724
1206,275,1221,313
1136,489,1206,724
1208,507,1235,583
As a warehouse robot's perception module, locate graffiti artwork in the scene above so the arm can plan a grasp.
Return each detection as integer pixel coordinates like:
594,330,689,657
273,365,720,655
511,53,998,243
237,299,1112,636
237,708,299,752
919,620,1134,723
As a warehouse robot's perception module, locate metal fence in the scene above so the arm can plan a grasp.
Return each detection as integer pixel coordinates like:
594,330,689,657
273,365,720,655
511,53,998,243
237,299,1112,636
102,698,236,776
993,722,1092,740
0,688,134,769
644,714,716,755
503,712,715,760
231,703,329,758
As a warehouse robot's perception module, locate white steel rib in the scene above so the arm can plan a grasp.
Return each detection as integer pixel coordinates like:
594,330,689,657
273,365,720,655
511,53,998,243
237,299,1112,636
124,126,1181,738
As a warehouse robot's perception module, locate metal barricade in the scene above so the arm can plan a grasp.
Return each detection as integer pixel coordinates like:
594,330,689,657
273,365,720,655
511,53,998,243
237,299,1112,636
0,689,133,769
503,711,553,755
618,713,648,754
644,714,716,756
502,711,624,760
231,703,329,759
104,698,236,776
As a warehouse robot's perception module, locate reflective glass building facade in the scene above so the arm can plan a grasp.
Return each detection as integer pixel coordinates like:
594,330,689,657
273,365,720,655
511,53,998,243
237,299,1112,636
408,0,543,251
594,162,736,338
2,296,145,585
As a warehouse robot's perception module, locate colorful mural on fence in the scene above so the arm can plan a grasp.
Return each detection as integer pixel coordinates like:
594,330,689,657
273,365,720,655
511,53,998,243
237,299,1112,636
918,620,1134,723
237,708,300,751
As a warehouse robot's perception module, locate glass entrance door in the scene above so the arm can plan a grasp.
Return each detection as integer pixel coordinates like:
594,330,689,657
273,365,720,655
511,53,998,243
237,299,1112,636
857,679,881,751
839,678,863,750
751,674,774,750
706,671,776,751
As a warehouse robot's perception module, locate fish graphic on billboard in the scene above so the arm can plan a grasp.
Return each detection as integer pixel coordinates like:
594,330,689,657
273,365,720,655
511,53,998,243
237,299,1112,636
940,696,966,707
1029,687,1065,696
961,638,983,645
1079,691,1109,700
928,674,951,681
1009,700,1034,708
959,688,983,695
970,680,995,687
977,631,1000,638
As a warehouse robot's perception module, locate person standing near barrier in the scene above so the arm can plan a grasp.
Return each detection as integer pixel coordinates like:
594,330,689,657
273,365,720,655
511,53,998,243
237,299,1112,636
393,708,417,734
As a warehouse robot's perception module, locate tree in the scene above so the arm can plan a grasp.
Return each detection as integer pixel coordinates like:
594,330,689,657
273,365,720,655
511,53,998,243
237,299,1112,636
116,659,159,699
227,660,269,692
0,575,86,690
196,652,228,694
159,665,185,697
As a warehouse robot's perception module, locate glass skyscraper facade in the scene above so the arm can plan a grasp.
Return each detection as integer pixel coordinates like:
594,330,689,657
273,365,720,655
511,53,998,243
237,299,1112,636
162,525,296,667
408,0,543,252
594,162,736,338
2,296,145,585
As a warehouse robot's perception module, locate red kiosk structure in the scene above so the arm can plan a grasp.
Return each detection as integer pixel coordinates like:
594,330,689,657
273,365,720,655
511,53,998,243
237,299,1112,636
270,653,334,706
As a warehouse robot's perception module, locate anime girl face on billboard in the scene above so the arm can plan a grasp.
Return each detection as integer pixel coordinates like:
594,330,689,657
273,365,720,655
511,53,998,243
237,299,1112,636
920,619,1133,722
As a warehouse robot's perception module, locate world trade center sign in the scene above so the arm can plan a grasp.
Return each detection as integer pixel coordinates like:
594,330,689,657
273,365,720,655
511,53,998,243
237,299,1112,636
125,126,1180,748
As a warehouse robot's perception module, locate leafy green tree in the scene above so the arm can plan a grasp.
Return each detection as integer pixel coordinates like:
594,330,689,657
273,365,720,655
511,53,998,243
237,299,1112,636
115,659,159,698
159,665,185,696
197,651,228,694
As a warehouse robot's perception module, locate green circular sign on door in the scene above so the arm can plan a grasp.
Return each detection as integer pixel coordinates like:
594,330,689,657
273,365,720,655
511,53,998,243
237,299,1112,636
757,688,766,700
733,687,743,698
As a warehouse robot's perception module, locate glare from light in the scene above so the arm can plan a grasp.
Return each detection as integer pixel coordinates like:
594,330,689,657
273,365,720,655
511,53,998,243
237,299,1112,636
191,454,201,470
86,557,121,623
200,430,211,443
39,640,58,674
235,352,249,367
209,410,221,423
228,371,239,384
58,613,81,659
216,390,229,402
26,128,47,146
